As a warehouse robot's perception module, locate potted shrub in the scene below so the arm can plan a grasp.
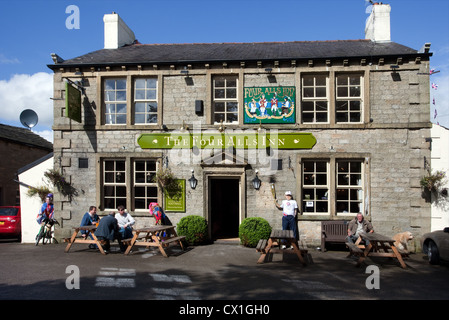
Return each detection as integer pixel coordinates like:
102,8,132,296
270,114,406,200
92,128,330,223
239,217,272,248
177,215,209,245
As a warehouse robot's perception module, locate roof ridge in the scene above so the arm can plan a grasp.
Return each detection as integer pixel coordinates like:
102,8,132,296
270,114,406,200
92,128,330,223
132,39,371,47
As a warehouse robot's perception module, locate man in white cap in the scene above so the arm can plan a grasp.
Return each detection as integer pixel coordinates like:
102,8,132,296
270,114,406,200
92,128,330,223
275,191,298,248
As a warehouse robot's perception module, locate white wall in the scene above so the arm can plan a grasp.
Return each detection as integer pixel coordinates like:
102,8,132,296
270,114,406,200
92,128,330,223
430,124,449,231
18,157,53,243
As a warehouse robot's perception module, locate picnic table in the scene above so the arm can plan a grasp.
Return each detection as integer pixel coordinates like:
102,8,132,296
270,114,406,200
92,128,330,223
346,232,408,269
64,225,107,255
256,229,308,265
123,225,186,257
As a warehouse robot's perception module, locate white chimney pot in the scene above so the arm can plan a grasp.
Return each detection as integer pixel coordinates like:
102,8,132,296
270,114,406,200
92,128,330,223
104,13,136,49
365,3,391,42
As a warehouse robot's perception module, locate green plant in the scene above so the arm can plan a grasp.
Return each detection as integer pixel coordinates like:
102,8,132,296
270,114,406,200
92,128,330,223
420,169,447,192
177,215,209,245
27,186,52,202
44,169,77,198
239,217,272,248
153,167,182,199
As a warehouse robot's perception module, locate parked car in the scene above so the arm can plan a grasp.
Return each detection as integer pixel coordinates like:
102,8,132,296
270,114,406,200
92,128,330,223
0,206,21,241
421,227,449,265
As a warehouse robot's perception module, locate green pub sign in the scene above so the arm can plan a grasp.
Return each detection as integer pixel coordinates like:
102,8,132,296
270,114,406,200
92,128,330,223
164,179,186,212
65,82,82,123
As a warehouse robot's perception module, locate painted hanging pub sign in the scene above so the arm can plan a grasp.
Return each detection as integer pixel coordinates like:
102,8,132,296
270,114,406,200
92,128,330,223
244,86,295,124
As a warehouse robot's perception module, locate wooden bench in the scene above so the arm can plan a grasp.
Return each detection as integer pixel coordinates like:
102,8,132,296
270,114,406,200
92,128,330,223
321,220,349,251
256,239,268,253
345,242,364,256
161,236,186,247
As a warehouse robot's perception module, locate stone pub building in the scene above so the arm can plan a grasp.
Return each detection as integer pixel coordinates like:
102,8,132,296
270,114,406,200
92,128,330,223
48,4,432,249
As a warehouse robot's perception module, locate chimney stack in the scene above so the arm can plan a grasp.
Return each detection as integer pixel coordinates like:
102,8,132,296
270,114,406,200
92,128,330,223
365,3,391,42
103,12,136,49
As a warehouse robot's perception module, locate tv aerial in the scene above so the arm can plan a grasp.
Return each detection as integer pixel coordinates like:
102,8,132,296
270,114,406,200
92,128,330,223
19,109,39,130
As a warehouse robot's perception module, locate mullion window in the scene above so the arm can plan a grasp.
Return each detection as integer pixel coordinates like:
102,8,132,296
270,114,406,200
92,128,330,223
213,76,238,124
302,75,329,123
336,74,362,123
133,160,158,210
336,160,363,214
302,160,329,214
103,159,127,210
134,78,158,124
104,78,127,124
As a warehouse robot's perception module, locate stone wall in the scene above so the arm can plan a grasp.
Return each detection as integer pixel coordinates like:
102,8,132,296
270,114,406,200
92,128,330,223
51,59,432,250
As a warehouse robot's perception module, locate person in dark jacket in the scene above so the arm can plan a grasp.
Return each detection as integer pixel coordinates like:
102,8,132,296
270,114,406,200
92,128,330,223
94,212,123,252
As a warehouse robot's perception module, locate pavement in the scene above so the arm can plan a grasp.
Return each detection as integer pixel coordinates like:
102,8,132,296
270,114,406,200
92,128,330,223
0,239,448,303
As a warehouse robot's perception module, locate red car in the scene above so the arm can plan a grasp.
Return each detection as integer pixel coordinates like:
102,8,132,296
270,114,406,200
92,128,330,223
0,206,21,241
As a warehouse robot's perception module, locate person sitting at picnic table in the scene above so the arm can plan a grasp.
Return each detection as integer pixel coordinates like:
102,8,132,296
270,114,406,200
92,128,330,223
115,205,135,240
95,212,123,253
80,206,100,249
149,202,172,237
346,212,374,245
149,202,172,226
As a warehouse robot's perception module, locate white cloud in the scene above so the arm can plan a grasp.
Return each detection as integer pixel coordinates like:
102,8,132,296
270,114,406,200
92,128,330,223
0,73,53,129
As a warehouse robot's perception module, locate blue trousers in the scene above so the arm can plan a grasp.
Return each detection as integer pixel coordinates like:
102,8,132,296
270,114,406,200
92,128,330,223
119,227,133,239
282,215,298,240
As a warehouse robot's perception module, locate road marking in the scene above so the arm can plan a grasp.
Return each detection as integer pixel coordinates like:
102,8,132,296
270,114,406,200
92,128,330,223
95,267,136,288
149,273,200,300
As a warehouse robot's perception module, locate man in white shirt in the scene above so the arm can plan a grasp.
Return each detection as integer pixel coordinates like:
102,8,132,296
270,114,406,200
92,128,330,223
275,191,298,248
115,205,135,240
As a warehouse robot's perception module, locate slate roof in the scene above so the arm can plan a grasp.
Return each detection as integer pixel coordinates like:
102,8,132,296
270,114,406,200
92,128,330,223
0,124,53,151
48,40,424,69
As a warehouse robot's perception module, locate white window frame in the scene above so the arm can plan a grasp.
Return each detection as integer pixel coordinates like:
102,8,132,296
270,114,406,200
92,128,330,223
213,75,239,124
104,78,127,125
301,74,329,124
336,159,364,215
134,78,158,125
133,159,159,212
302,160,330,215
335,74,364,124
103,159,127,210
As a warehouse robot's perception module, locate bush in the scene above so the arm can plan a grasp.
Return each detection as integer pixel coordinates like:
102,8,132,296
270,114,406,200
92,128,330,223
177,215,209,245
239,217,272,248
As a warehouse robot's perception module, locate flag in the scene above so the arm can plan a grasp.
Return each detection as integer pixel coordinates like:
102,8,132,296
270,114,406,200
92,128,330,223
434,109,438,119
432,83,438,90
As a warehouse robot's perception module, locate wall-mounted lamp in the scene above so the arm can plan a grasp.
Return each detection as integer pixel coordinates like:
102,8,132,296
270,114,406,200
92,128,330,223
180,120,189,131
188,169,198,190
252,170,262,190
218,119,225,132
390,65,401,81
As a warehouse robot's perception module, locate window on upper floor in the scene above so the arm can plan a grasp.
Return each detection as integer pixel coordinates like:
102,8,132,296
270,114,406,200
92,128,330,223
102,77,159,126
104,78,127,125
213,76,238,124
301,74,329,123
336,74,363,123
300,72,364,125
134,78,158,124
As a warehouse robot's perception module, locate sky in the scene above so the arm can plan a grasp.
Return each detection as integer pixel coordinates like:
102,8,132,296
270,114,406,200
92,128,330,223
0,0,448,143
